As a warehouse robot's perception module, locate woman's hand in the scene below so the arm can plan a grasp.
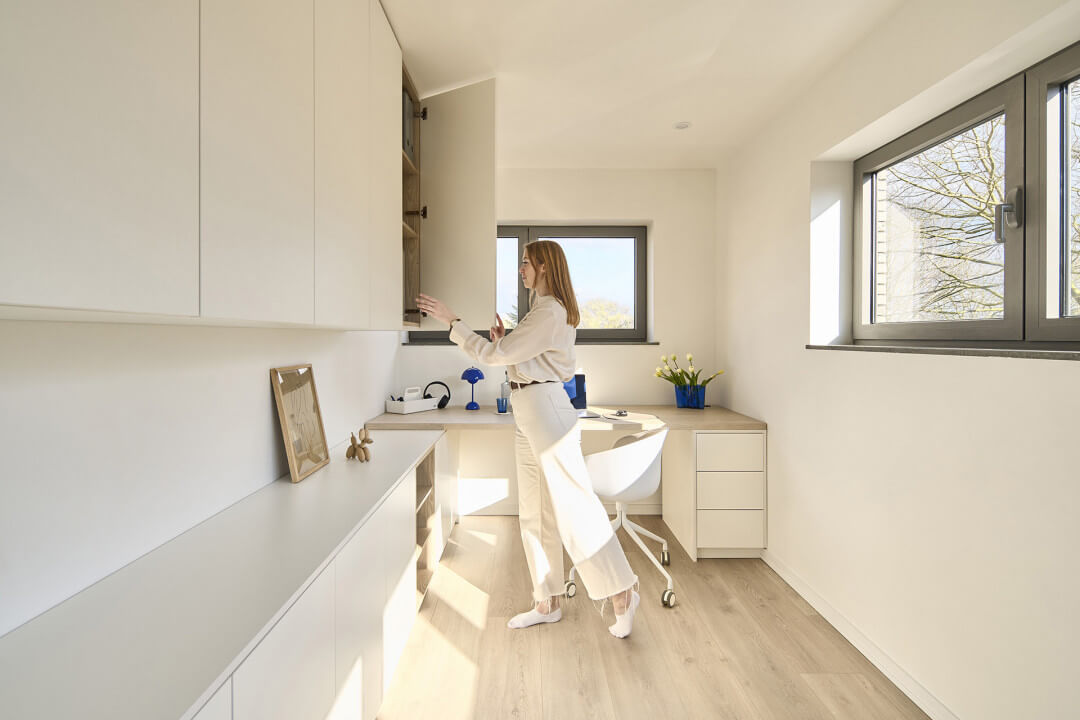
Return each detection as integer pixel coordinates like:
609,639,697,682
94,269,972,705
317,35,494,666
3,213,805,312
490,314,505,341
415,293,457,326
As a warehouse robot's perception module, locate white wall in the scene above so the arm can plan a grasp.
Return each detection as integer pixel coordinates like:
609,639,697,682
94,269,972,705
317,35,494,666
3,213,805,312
719,2,1080,718
0,321,398,637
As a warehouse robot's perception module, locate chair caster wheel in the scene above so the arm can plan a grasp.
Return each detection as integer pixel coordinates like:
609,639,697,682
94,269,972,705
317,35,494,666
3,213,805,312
661,589,676,608
565,580,577,598
660,550,670,566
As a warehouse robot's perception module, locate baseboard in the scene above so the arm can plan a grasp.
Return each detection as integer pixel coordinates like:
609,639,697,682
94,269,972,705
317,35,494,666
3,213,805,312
604,502,661,515
760,550,958,720
698,548,762,558
465,502,661,517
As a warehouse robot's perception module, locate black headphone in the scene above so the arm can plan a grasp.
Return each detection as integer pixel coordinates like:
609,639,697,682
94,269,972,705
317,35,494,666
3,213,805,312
423,381,451,409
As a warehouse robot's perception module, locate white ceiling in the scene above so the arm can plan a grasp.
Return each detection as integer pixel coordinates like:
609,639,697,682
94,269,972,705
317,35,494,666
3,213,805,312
382,0,902,169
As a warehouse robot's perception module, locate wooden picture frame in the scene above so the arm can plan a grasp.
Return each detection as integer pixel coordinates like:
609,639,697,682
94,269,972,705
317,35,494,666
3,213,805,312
270,364,330,483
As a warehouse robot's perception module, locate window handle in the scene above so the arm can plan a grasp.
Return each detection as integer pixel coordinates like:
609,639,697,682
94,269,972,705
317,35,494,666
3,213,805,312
994,186,1023,243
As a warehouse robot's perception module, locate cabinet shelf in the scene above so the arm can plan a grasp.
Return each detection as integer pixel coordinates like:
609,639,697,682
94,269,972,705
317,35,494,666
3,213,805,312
402,149,418,176
415,526,432,557
401,62,421,327
416,485,433,514
416,568,434,607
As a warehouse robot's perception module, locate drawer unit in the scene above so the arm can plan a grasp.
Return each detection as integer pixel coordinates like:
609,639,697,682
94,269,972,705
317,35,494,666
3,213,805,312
696,510,764,548
693,430,767,555
696,432,764,471
697,471,764,509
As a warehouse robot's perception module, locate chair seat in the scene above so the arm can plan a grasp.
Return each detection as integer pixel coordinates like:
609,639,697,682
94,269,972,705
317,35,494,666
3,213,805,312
585,428,668,503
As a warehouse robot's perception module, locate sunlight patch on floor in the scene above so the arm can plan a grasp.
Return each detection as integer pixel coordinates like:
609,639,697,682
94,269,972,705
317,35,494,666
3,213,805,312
426,564,489,630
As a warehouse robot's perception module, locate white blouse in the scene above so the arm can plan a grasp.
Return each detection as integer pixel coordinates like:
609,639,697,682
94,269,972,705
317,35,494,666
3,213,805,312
449,294,576,384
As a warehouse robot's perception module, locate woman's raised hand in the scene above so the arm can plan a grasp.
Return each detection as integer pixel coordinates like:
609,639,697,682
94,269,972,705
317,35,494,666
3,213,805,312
415,293,456,325
490,313,506,341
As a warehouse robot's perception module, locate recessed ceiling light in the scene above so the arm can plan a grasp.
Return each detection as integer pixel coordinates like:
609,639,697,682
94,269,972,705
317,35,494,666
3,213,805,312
673,121,691,130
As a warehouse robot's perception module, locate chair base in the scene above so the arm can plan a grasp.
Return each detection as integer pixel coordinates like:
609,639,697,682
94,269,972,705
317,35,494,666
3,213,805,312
567,503,674,607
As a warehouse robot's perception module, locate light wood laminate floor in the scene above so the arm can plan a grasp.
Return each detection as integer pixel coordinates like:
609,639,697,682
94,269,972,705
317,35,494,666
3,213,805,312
379,516,929,720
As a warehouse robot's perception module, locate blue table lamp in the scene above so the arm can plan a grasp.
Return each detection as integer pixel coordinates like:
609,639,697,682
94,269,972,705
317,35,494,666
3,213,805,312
461,366,484,410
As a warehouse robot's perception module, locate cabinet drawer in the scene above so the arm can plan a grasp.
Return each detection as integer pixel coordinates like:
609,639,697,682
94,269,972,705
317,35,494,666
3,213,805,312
697,472,764,509
696,433,764,472
697,510,764,548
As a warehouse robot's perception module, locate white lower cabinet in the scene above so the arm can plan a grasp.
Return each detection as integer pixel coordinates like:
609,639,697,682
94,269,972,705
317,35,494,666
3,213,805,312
330,507,387,720
381,471,417,694
222,467,421,720
192,678,231,720
233,568,335,720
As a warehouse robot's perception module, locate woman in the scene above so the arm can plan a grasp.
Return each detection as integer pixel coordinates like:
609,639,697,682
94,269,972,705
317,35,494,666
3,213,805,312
415,240,640,638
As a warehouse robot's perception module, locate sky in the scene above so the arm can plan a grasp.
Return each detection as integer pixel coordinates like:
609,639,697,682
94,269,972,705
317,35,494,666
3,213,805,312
496,236,635,325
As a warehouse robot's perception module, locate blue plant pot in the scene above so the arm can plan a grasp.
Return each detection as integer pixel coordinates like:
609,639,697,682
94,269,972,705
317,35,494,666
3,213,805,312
674,384,705,409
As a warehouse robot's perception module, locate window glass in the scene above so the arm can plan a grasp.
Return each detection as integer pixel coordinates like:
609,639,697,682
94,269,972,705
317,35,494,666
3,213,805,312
1067,79,1080,316
874,115,1006,323
537,236,636,329
496,236,520,329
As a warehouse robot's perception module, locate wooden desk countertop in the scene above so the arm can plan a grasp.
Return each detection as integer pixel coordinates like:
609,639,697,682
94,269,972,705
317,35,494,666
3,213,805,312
366,405,766,432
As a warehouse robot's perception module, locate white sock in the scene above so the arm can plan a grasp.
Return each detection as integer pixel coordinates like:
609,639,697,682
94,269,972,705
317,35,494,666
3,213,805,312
608,590,640,639
507,604,562,629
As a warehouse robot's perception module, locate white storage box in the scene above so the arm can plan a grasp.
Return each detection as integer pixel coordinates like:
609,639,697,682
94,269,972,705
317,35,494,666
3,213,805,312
385,397,439,414
385,386,440,414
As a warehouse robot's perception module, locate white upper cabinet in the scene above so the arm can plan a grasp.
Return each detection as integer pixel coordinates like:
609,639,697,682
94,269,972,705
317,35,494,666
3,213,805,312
315,0,371,329
417,79,497,331
200,0,315,324
0,0,198,316
367,0,404,330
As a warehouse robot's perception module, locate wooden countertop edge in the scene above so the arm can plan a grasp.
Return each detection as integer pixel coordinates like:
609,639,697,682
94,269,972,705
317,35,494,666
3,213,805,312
366,405,766,431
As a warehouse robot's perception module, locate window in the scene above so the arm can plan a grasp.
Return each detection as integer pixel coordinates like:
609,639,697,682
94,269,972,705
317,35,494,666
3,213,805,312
497,225,647,343
853,40,1080,346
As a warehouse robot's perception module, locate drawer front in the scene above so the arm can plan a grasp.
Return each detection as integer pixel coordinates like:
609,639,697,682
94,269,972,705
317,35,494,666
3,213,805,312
697,510,764,548
697,472,764,509
696,432,764,472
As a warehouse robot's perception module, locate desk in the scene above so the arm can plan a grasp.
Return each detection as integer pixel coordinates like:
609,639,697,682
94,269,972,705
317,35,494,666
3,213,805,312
367,405,768,560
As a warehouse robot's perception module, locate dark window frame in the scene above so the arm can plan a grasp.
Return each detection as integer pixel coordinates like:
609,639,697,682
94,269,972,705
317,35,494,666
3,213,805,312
1025,41,1080,340
851,40,1080,349
407,224,648,344
852,75,1025,342
513,225,647,343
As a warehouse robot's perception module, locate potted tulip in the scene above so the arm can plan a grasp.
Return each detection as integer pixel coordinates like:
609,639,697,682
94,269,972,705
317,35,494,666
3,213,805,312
654,353,723,409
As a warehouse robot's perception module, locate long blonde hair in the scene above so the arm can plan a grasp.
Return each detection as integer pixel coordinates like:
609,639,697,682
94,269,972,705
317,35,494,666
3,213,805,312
525,240,580,327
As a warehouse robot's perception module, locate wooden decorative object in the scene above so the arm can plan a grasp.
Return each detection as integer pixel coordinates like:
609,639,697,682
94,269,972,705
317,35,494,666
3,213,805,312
346,428,375,462
270,364,330,483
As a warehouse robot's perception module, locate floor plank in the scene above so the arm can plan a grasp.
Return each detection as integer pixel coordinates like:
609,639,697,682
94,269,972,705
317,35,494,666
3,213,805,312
803,673,917,720
379,516,930,720
538,593,618,720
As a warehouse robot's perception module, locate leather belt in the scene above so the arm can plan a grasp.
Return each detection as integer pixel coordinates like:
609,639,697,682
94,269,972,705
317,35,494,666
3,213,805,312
509,380,555,391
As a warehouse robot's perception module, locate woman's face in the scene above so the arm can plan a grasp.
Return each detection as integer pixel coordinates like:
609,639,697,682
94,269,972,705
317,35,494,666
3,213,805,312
520,252,543,290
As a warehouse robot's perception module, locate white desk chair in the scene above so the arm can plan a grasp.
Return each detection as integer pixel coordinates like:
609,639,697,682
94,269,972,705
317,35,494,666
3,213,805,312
565,427,676,608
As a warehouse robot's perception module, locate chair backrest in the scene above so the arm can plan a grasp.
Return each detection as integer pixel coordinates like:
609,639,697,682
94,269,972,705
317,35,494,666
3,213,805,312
584,427,669,502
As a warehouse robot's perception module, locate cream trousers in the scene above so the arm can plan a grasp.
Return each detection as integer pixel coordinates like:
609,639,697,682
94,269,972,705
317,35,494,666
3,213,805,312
512,382,637,602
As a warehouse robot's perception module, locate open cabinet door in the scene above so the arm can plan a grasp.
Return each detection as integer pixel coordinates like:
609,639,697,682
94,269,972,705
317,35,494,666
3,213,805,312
417,79,497,330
